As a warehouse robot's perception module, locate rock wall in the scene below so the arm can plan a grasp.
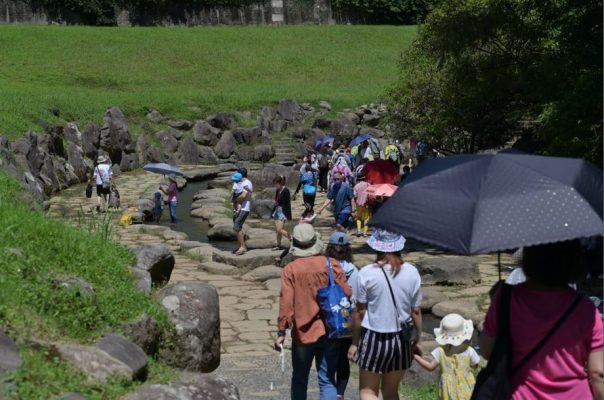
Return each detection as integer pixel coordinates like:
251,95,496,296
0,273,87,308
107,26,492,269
0,99,387,204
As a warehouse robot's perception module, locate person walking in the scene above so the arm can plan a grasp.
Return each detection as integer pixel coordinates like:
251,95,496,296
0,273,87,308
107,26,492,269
275,224,353,400
353,174,371,237
92,154,112,213
325,232,359,400
479,240,603,400
317,172,356,232
231,168,253,255
294,164,318,209
317,148,331,192
160,174,178,224
414,314,480,400
348,229,423,400
272,175,292,250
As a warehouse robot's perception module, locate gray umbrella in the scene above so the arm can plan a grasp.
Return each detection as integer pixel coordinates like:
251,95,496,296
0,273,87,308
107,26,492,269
143,163,184,177
371,152,602,255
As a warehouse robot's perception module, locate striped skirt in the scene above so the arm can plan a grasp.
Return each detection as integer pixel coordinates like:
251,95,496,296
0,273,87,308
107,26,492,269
357,328,412,373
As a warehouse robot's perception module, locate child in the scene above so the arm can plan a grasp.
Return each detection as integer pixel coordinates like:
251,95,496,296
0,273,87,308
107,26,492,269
299,203,317,225
153,192,163,223
231,172,244,215
353,174,371,237
414,313,480,400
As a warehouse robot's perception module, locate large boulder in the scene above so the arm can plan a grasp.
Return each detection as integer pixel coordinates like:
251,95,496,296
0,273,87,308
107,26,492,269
209,113,236,130
53,343,133,383
198,146,219,164
420,287,450,312
0,329,21,374
213,131,236,159
122,314,162,356
81,124,100,160
99,107,133,165
193,121,220,146
278,99,303,122
156,130,179,153
185,169,219,182
235,147,254,161
146,109,164,123
253,144,275,162
66,143,88,182
330,117,358,142
242,265,283,282
158,283,220,372
177,136,199,164
417,257,480,285
134,245,175,287
124,375,240,400
248,164,298,189
260,106,277,121
232,127,261,145
168,120,193,131
63,122,82,146
96,334,148,380
250,199,274,219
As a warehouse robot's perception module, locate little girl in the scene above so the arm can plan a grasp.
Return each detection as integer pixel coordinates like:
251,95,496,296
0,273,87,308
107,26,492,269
414,313,480,400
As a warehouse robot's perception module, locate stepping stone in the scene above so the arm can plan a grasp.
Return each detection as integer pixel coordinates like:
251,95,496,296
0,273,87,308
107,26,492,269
212,249,282,272
421,287,449,312
200,262,241,276
242,265,283,282
186,245,215,261
178,241,207,251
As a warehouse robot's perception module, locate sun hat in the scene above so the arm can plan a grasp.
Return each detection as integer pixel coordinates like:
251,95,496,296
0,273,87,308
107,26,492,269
328,231,350,246
290,224,324,257
237,167,248,178
168,174,177,182
367,229,406,253
97,154,109,164
231,172,243,182
434,313,474,346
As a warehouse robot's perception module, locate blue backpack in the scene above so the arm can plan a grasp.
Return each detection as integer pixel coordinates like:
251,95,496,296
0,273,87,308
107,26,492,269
317,257,354,338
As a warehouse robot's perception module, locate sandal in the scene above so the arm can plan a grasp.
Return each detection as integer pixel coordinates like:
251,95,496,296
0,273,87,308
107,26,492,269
272,246,283,251
235,249,247,256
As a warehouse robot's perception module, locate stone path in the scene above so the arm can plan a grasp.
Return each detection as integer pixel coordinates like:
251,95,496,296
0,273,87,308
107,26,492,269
47,165,511,400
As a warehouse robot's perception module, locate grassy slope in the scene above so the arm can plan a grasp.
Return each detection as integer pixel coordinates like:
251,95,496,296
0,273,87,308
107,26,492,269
0,25,416,138
0,171,174,399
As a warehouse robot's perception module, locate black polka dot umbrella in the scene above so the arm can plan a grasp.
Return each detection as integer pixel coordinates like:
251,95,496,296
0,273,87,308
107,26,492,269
370,152,602,258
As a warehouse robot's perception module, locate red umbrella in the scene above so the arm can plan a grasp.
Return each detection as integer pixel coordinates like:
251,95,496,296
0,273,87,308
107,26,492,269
366,184,399,199
362,159,399,184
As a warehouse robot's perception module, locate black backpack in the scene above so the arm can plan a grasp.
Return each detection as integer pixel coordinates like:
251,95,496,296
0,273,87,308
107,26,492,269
471,284,581,400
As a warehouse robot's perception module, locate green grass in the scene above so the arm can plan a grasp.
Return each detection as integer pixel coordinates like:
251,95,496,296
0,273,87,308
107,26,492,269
0,25,416,138
400,384,438,399
0,170,173,398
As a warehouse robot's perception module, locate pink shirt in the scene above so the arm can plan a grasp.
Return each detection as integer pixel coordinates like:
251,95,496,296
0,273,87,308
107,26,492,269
484,284,603,400
354,181,370,206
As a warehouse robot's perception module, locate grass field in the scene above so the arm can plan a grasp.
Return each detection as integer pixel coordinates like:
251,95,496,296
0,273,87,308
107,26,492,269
0,171,176,399
0,25,416,138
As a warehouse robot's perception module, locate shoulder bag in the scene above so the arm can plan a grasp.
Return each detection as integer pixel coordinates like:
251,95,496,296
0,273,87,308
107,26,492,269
380,266,415,343
471,284,582,400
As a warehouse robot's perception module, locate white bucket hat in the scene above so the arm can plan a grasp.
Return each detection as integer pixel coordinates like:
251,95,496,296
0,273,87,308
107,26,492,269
434,313,474,346
97,154,109,164
289,224,324,258
367,229,406,253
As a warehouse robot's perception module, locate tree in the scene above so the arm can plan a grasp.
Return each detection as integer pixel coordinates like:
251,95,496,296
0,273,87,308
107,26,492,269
388,0,603,164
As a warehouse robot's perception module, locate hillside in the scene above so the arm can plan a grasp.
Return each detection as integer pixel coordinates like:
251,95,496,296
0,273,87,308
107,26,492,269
0,25,416,138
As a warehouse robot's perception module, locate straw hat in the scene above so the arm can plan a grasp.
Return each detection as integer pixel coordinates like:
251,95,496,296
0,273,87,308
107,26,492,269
290,224,324,257
367,229,406,253
97,154,109,164
168,174,177,182
434,313,474,346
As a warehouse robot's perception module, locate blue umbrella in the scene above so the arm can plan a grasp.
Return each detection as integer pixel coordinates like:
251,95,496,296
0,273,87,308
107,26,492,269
349,133,373,148
315,136,335,152
143,163,184,176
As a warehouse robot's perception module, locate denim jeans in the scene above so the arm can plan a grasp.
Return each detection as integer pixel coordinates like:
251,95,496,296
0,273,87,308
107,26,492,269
169,201,177,222
291,336,338,400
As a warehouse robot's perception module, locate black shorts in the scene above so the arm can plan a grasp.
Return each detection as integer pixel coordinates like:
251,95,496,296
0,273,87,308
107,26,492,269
96,184,110,196
233,211,249,232
357,328,412,373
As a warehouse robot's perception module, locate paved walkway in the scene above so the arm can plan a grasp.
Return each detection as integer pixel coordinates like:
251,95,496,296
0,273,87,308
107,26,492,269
47,166,507,400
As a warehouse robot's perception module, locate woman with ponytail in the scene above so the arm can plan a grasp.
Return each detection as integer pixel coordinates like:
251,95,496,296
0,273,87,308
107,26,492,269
272,175,292,250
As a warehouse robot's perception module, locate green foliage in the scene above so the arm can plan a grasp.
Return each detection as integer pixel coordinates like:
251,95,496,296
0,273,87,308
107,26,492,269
399,383,438,399
0,171,169,341
333,0,440,24
15,347,177,400
0,25,416,139
387,0,602,164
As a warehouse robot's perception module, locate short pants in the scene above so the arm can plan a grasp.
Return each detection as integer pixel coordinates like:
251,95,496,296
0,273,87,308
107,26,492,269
233,210,250,232
272,206,287,221
96,184,110,196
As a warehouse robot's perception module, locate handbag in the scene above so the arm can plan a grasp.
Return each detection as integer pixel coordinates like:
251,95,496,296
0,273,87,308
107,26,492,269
380,267,415,342
317,257,354,339
471,284,582,400
85,183,93,198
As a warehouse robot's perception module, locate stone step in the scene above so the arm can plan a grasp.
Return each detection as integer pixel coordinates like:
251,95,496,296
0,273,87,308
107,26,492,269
212,249,282,272
200,261,241,276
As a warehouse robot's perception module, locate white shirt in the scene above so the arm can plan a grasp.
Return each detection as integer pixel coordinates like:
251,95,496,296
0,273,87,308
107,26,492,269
355,263,422,333
431,346,480,366
94,164,112,185
232,179,253,212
